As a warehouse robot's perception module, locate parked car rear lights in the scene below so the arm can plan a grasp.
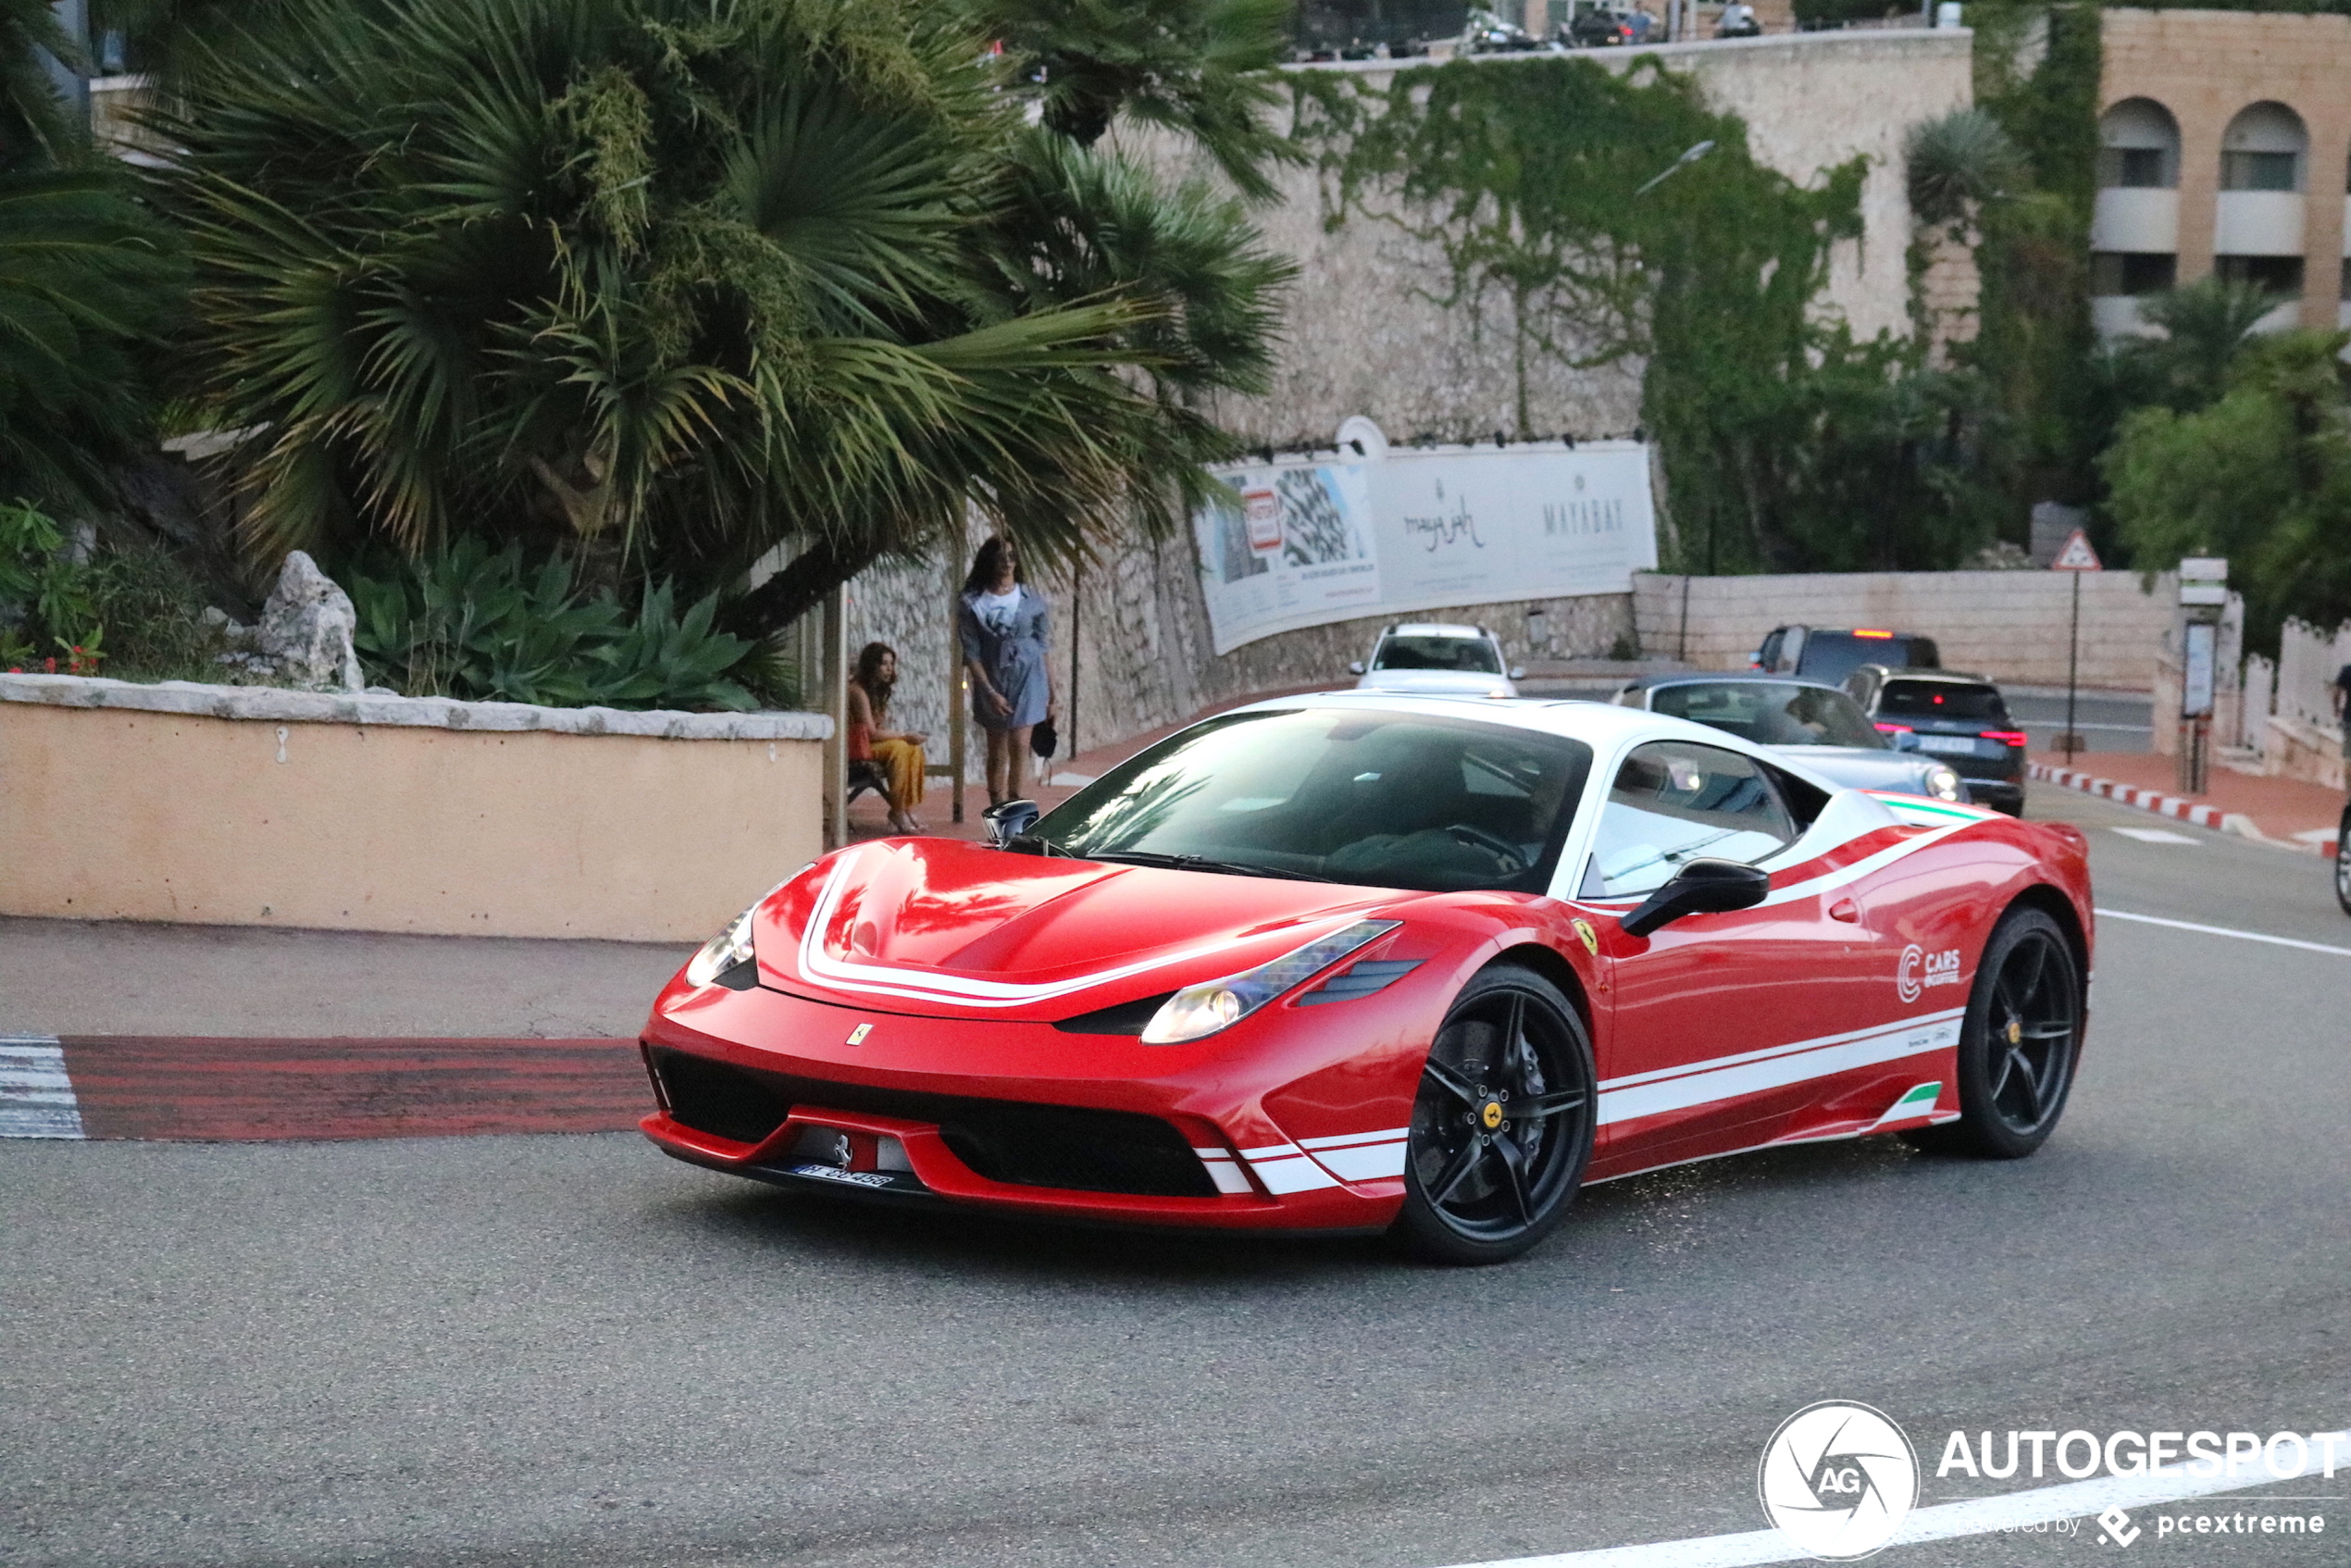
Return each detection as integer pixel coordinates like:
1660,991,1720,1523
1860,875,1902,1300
1981,730,2030,748
1874,722,1914,736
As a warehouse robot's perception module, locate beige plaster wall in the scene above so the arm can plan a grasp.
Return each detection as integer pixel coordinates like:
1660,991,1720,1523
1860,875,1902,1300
1,703,823,941
1633,568,2178,689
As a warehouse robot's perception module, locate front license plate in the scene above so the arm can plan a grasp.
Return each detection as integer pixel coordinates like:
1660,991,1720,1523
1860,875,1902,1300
789,1164,898,1188
1916,734,1983,755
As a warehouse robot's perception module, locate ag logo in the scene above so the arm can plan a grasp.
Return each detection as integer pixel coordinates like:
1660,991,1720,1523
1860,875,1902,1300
1758,1400,1919,1561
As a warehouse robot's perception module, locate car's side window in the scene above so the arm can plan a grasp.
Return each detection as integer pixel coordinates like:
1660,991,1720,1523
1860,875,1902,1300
1579,740,1800,898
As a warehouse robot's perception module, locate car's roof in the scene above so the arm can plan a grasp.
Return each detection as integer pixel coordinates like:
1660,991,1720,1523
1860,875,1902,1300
1383,622,1488,640
1616,671,1849,693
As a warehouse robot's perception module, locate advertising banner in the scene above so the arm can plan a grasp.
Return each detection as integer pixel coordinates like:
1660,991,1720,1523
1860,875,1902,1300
1191,440,1658,655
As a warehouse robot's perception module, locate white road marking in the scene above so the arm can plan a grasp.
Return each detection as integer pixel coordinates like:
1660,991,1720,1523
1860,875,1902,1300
2097,907,2351,958
2110,826,2202,845
1424,1428,2350,1568
0,1035,83,1139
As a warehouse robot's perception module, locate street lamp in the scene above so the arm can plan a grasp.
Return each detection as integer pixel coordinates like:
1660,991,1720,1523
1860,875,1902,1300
1635,139,1716,196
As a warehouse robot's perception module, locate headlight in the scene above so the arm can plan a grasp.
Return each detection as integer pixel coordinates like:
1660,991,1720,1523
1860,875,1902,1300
1925,765,1963,803
685,903,759,989
1140,918,1401,1044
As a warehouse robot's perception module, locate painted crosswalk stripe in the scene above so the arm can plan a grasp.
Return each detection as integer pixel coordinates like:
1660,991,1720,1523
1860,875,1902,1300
0,1035,83,1139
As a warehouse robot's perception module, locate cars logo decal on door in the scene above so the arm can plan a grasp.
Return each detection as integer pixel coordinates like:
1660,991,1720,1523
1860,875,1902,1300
1897,946,1963,1003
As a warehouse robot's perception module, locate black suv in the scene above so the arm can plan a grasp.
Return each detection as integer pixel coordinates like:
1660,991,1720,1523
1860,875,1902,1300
1844,666,2028,815
1752,625,1941,688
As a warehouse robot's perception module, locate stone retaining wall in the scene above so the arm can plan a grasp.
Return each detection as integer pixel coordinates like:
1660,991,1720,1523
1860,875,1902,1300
0,675,830,941
1632,569,2178,690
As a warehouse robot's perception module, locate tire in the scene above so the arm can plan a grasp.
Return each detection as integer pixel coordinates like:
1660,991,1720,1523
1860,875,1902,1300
1909,907,2083,1159
1391,964,1597,1265
2334,803,2351,918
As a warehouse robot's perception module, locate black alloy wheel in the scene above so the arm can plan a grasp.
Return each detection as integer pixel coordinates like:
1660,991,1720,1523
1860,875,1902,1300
1392,964,1596,1264
1911,907,2083,1159
2334,803,2351,918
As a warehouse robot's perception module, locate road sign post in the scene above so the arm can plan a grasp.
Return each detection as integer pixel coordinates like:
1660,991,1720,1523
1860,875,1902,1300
2177,557,2228,797
2050,529,2102,761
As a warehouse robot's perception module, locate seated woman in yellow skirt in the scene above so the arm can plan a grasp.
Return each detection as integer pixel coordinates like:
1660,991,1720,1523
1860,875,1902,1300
848,641,928,834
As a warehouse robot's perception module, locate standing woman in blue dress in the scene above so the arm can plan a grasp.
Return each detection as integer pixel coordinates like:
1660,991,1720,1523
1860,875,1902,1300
958,535,1056,807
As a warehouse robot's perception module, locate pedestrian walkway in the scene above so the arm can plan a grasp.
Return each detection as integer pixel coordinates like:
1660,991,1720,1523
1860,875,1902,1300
2031,751,2344,852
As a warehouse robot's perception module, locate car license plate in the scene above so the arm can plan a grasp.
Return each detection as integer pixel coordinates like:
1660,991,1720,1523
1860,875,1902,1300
1916,734,1982,755
790,1163,897,1188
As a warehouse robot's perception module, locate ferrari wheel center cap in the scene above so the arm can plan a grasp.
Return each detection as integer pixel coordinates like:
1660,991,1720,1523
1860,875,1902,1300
2006,1017,2022,1047
1479,1099,1505,1131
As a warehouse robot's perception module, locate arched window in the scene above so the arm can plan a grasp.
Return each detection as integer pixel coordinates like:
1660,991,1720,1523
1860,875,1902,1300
2220,102,2307,193
2098,98,2179,189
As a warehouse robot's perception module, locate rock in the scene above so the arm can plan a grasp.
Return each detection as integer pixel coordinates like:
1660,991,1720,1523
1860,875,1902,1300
255,551,364,691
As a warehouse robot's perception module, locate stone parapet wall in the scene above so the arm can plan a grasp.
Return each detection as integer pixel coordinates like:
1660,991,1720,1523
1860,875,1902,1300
1632,569,2177,690
0,676,827,940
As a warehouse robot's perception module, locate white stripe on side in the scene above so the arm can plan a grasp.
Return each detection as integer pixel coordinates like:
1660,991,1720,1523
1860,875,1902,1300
1598,1010,1963,1093
0,1036,83,1139
1597,1014,1961,1128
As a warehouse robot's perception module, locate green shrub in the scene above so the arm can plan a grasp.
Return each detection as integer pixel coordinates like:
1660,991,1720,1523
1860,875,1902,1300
348,541,785,711
0,499,101,670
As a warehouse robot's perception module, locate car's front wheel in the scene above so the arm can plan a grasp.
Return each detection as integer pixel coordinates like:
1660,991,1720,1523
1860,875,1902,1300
1912,906,2083,1159
1392,964,1596,1265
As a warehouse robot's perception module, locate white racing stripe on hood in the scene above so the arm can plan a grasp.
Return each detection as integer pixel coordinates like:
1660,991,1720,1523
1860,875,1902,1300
795,845,1358,1008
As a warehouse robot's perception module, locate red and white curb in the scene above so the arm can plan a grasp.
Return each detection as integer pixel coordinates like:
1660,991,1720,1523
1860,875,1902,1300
2028,763,2332,854
0,1035,644,1141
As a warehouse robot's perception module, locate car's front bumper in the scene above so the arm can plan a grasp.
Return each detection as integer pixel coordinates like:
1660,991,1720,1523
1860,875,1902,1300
639,979,1413,1233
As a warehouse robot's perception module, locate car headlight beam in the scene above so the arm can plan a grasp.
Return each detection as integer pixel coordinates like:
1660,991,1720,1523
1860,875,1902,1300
1141,918,1401,1045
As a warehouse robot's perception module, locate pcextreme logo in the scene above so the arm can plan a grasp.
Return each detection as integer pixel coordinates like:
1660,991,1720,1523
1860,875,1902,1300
1759,1401,1921,1561
1896,945,1962,1004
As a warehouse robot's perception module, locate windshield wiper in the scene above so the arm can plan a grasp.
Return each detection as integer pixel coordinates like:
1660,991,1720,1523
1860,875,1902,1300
1081,850,1335,882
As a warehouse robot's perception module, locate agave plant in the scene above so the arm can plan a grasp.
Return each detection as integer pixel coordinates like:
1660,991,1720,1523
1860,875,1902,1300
157,0,1284,638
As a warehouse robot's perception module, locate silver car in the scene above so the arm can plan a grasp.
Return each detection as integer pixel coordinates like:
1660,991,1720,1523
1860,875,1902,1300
1350,623,1523,699
1611,673,1969,804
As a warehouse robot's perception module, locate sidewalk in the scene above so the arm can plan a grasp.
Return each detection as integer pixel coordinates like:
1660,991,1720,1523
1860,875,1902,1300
2029,750,2344,852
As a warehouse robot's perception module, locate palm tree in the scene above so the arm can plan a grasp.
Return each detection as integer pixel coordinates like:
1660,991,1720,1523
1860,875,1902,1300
157,0,1289,636
2125,277,2288,409
973,0,1300,202
0,0,184,512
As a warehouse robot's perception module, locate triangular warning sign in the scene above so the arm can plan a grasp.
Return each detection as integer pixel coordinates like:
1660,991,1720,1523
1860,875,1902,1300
2050,529,2102,571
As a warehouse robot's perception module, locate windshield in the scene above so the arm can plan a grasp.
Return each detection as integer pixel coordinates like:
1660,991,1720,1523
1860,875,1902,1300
1033,708,1592,893
1794,632,1915,685
1650,681,1886,750
1372,635,1501,675
1879,680,2008,722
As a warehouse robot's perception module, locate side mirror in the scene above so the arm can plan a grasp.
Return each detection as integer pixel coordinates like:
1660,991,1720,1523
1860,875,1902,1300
982,798,1040,847
1508,666,1526,680
1348,661,1366,676
1620,857,1771,939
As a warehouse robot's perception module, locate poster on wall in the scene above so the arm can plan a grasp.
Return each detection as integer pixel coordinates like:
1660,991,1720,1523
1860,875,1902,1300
1191,438,1659,655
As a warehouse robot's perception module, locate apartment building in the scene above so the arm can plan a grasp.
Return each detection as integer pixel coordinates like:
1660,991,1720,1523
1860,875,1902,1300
2094,6,2351,335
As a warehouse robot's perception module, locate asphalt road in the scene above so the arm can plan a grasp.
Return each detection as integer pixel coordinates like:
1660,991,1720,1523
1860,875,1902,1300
5,789,2347,1568
2006,692,2155,754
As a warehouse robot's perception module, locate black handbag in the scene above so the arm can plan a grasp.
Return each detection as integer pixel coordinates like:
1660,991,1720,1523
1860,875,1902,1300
1029,717,1057,759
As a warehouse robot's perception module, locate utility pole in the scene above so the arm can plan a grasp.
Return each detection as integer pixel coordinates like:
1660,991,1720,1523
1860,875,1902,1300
2049,528,2101,760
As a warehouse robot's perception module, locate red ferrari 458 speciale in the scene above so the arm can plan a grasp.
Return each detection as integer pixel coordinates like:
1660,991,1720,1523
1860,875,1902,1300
640,693,2093,1263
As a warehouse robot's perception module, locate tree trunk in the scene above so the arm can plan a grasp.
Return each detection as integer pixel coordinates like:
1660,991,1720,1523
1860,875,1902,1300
723,532,890,642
